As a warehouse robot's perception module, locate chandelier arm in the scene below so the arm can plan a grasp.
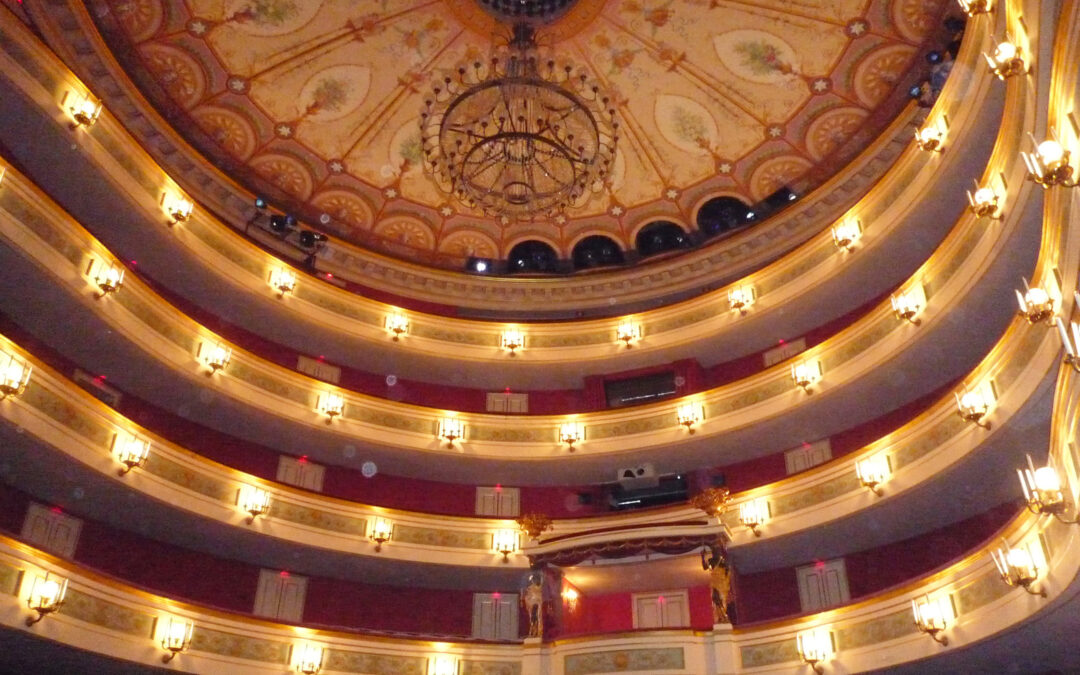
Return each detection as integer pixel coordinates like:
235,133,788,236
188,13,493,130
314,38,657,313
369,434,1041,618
462,150,506,181
499,86,520,134
534,152,581,190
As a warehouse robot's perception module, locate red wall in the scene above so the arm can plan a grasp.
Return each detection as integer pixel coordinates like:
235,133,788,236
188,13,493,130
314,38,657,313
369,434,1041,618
0,478,1023,637
564,590,633,635
844,501,1021,597
687,585,715,628
734,501,1020,624
0,481,483,636
556,585,714,637
74,520,259,615
35,270,892,416
304,579,476,636
114,380,957,519
0,483,30,534
1,310,957,518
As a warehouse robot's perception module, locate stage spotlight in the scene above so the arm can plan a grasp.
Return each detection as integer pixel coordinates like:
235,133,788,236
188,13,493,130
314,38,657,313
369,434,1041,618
299,231,328,248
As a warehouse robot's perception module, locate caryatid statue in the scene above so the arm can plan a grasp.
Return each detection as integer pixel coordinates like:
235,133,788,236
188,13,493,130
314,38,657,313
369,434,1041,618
702,542,732,624
521,572,544,637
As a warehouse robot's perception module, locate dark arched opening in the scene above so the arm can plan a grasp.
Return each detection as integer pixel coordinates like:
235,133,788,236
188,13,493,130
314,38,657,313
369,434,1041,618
507,240,559,274
572,235,624,270
636,221,691,258
696,196,755,238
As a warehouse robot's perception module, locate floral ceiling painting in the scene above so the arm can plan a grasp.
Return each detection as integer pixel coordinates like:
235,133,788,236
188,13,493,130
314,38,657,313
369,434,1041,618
93,0,948,268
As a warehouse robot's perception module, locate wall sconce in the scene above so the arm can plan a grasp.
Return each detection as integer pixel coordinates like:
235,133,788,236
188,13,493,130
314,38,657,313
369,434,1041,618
855,454,891,496
492,529,519,562
984,38,1026,79
500,329,524,355
113,432,150,475
738,498,770,537
831,219,861,252
294,643,324,675
65,91,102,129
728,285,756,314
428,655,459,675
991,540,1046,597
369,517,393,552
791,360,821,393
385,311,409,340
966,182,1001,218
438,417,464,446
88,259,124,298
891,285,925,324
955,382,993,429
1055,317,1080,371
237,485,271,524
1015,278,1056,324
957,0,991,15
1018,454,1078,524
796,627,834,674
562,587,580,611
199,341,232,374
1022,133,1077,188
317,391,345,423
616,319,642,348
676,402,704,433
914,122,946,152
0,350,32,400
164,193,194,225
25,572,68,626
911,594,953,646
559,421,584,451
269,267,297,297
160,617,194,663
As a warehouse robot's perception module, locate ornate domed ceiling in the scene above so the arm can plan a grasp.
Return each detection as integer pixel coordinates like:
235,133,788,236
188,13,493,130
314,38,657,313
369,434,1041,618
93,0,946,269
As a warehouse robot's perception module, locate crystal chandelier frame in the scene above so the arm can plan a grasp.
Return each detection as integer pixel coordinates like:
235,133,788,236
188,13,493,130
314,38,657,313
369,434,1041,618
421,23,618,221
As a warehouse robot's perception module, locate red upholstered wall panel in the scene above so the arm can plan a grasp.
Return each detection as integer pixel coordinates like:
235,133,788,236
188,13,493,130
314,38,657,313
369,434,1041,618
303,578,475,637
0,481,30,534
731,566,799,624
0,477,1023,636
688,584,715,628
556,585,713,637
734,500,1021,624
73,520,259,614
581,591,634,634
844,500,1019,597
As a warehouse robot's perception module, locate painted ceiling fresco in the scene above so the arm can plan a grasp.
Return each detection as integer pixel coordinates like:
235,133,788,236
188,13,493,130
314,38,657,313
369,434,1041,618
92,0,947,268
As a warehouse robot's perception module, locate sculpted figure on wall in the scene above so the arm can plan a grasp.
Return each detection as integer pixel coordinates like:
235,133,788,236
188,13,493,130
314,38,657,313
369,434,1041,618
702,541,732,624
522,572,544,637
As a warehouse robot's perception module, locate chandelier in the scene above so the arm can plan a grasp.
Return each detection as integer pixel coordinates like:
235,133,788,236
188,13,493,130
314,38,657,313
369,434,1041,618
420,23,618,221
